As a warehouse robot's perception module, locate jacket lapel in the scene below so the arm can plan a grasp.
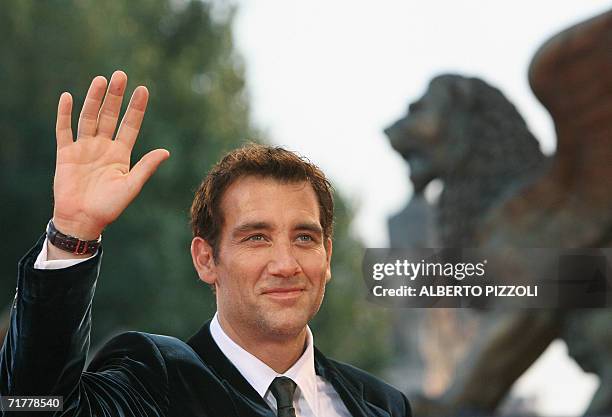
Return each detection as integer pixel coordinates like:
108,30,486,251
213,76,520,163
187,320,275,417
314,347,378,417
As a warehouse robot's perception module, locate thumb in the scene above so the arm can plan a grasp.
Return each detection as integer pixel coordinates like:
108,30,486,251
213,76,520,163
128,148,170,195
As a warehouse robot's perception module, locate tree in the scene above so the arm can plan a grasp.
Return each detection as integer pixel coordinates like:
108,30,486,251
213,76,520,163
0,0,389,372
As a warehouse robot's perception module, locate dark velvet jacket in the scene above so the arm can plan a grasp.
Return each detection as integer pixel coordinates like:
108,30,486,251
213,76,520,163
0,236,411,417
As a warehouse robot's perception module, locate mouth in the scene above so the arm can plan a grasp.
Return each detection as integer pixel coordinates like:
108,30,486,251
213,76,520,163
407,153,436,192
261,287,306,300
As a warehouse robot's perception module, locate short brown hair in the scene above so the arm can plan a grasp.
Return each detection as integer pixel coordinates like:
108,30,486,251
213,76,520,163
190,143,334,258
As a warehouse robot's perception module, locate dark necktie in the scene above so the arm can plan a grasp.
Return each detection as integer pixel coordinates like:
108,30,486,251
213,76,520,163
269,376,297,417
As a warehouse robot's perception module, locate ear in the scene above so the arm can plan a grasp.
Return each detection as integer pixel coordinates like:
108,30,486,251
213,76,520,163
191,237,218,285
450,76,475,108
324,237,333,283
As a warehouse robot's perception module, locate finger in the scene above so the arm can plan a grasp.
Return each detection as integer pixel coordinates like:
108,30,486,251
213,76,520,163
116,86,149,151
97,71,127,139
55,92,74,149
127,149,170,196
77,76,107,139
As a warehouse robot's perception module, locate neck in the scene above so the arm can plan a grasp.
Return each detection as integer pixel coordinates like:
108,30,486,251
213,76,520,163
217,314,308,373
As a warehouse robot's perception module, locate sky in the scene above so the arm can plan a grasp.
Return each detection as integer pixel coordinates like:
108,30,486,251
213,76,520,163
232,0,610,247
230,1,610,415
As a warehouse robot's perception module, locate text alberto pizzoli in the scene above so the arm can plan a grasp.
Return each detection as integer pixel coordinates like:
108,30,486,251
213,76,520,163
371,260,538,298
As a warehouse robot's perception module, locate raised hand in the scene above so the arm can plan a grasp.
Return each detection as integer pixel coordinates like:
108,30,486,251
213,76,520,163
52,71,170,241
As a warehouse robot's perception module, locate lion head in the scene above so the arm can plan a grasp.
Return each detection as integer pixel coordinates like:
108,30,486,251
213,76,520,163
385,74,545,245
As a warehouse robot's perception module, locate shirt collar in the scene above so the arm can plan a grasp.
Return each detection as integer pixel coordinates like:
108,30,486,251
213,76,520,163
210,313,318,412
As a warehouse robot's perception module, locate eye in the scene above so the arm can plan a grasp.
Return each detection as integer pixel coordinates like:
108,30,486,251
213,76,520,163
246,234,266,242
296,234,314,242
408,100,422,113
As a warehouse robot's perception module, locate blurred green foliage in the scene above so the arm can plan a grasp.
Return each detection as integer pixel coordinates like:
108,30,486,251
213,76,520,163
0,0,389,372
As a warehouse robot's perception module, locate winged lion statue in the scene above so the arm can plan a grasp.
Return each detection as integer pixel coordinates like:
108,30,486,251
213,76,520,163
385,9,612,416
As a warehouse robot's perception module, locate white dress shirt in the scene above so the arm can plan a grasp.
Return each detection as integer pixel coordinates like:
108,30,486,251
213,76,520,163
210,314,351,417
34,237,352,417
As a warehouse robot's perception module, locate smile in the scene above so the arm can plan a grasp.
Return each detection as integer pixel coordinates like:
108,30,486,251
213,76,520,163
262,288,305,300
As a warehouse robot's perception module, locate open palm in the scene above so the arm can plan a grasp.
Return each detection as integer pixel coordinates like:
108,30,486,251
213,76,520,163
52,71,169,240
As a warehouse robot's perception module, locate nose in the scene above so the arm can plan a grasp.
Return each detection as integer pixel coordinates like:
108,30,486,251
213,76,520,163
383,121,400,141
267,242,301,278
385,120,415,159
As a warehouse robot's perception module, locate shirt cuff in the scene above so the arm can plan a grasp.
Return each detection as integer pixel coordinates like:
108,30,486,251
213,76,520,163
34,236,97,270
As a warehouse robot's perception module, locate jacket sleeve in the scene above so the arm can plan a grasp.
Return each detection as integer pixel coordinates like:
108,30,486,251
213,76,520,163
0,235,168,417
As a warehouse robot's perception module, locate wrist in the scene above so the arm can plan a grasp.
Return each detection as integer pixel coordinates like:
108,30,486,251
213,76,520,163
46,219,102,256
46,239,95,261
51,215,104,241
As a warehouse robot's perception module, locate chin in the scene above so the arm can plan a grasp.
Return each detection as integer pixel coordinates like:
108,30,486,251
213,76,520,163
256,311,311,339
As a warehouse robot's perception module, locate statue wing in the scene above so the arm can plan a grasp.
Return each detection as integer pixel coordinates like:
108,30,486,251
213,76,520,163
483,9,612,247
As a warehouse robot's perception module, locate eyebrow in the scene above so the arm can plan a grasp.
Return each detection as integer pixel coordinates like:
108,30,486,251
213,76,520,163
232,221,272,236
294,222,323,235
231,221,323,236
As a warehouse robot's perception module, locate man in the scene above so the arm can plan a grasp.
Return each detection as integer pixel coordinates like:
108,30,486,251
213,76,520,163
0,71,411,417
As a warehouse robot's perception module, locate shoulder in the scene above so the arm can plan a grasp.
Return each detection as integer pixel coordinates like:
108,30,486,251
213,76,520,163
80,332,195,416
86,330,204,390
328,357,405,397
326,357,412,417
88,331,198,372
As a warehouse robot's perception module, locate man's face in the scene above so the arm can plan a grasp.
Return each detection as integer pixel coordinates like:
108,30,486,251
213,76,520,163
191,176,332,343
